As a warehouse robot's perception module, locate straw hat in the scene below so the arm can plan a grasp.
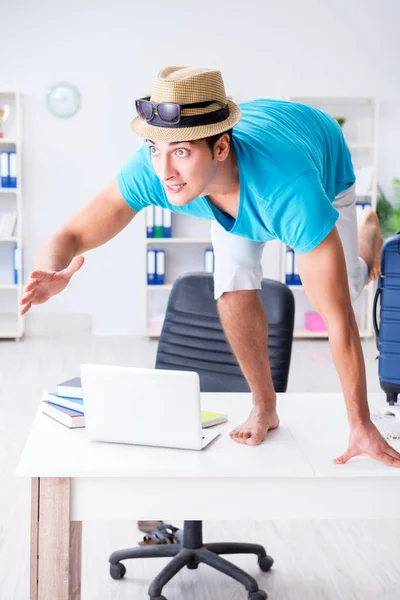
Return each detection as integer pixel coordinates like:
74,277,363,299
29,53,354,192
130,66,242,142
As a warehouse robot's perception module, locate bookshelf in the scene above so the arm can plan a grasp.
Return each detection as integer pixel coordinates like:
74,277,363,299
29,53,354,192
0,91,24,340
144,210,213,337
280,96,379,338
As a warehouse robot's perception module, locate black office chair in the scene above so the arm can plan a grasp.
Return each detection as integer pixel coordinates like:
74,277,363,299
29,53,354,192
109,273,295,600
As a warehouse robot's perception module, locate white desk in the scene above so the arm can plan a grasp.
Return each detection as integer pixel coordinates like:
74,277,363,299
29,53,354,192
17,392,400,600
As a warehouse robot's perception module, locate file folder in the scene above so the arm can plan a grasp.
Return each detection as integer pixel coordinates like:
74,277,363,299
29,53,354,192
146,206,154,238
293,253,301,285
163,209,172,237
8,152,17,188
285,247,294,285
0,152,9,188
154,207,163,238
147,250,156,285
13,247,20,284
155,249,165,285
204,249,214,273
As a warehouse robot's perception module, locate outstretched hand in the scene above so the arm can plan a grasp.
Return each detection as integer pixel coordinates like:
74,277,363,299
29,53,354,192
19,255,85,315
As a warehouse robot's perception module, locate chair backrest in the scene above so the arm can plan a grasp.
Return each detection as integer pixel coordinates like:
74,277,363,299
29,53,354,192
155,273,295,393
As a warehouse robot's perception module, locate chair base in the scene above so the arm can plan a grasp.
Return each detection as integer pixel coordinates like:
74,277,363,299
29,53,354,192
109,521,273,600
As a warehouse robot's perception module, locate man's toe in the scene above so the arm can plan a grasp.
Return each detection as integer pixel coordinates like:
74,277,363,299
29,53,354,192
246,436,263,446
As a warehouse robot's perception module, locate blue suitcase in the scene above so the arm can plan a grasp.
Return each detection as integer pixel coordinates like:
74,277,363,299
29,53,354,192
373,233,400,405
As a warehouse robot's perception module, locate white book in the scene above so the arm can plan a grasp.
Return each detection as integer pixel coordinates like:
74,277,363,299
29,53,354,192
57,376,83,398
41,400,85,429
0,214,6,238
44,391,84,413
7,211,17,237
0,212,15,238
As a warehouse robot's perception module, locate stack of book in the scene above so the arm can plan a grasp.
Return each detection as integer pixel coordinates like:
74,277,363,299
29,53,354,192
41,377,85,429
41,375,228,430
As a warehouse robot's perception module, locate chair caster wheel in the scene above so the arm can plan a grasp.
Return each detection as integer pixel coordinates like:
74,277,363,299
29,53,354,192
248,591,268,600
110,562,126,580
187,560,199,569
150,596,167,600
258,554,274,572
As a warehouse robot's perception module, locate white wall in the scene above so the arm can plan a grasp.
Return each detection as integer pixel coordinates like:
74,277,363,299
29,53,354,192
1,0,399,335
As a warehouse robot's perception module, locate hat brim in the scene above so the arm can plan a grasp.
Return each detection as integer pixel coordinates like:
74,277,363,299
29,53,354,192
130,100,242,142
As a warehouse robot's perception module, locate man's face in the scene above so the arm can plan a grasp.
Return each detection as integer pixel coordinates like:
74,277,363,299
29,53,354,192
146,138,218,206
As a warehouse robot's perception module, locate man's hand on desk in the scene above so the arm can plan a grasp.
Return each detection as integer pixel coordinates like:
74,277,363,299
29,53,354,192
333,420,400,468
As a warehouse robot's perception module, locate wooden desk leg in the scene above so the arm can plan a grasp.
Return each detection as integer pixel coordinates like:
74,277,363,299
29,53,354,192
30,478,82,600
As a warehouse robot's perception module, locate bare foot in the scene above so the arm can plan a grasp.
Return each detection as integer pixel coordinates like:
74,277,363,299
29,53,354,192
230,405,280,446
358,208,383,281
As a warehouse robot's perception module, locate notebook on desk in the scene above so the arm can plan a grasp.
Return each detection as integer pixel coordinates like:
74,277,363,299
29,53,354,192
80,364,221,451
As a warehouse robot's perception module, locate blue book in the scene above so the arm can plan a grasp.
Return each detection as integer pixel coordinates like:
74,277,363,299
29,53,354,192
57,376,82,398
45,391,84,414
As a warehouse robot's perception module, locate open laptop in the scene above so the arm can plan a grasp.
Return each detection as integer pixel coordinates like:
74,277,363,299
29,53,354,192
80,364,221,450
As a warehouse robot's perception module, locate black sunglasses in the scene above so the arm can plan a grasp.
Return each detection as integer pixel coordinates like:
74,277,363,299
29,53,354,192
135,96,228,126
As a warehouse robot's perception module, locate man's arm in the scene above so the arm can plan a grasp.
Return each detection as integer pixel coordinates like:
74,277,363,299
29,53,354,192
20,179,137,314
296,226,400,467
34,178,137,271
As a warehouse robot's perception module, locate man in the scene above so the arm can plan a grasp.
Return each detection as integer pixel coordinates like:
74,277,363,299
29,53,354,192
20,65,400,470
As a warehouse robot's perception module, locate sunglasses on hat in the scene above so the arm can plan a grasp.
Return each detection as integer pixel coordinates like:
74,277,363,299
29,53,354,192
135,97,228,127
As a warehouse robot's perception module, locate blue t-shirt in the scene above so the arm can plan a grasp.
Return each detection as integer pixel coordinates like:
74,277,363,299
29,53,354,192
117,98,355,253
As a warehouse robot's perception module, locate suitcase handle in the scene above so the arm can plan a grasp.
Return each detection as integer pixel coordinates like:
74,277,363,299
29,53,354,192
373,286,381,337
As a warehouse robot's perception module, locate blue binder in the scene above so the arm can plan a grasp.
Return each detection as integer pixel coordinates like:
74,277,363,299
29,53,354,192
146,206,154,238
8,152,17,188
292,252,302,285
204,249,214,273
147,250,156,285
155,249,165,285
162,209,172,237
13,247,20,284
285,248,294,285
0,152,9,188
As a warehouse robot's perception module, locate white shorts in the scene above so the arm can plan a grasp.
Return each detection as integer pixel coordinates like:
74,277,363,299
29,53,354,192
211,183,369,303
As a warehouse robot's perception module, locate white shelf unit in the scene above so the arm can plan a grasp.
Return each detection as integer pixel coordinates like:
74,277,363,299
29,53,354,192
280,96,379,339
0,91,24,340
144,212,212,337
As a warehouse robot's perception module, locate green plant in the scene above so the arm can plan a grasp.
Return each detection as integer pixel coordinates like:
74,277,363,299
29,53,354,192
376,180,400,238
394,178,400,204
334,116,346,127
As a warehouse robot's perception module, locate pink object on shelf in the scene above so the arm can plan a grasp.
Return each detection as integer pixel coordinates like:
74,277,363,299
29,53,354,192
305,312,327,332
